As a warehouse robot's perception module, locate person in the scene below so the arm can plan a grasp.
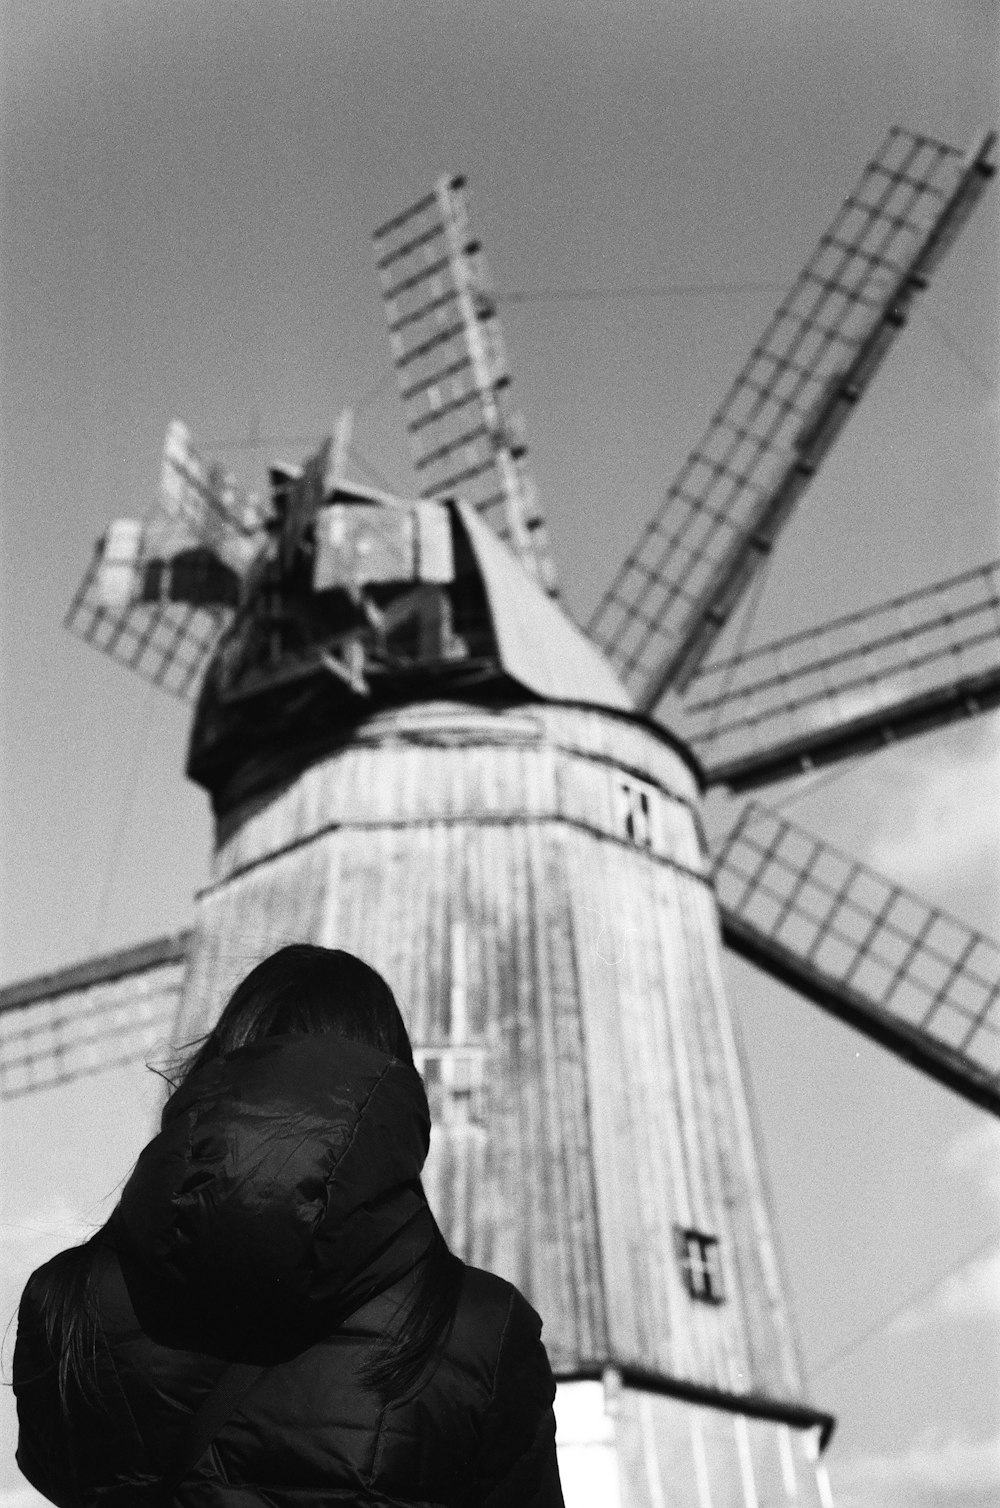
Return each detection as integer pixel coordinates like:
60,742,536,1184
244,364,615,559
14,945,565,1507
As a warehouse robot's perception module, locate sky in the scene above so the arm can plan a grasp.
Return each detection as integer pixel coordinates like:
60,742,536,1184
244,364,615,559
1,2,998,1504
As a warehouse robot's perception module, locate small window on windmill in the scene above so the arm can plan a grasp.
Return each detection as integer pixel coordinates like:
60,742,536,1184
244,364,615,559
444,1049,483,1102
313,502,416,590
674,1226,725,1305
414,1047,486,1128
417,1052,442,1091
615,777,660,852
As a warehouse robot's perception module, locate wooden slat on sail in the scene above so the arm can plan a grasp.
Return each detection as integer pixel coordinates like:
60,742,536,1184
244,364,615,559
588,128,996,705
714,802,1000,1115
0,932,189,1097
685,560,1000,789
374,176,558,595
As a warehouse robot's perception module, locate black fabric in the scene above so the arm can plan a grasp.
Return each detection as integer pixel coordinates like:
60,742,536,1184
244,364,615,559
159,1363,265,1501
114,1034,437,1365
14,1033,564,1508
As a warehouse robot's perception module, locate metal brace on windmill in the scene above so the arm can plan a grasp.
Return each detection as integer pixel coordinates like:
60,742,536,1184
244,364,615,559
3,126,998,1507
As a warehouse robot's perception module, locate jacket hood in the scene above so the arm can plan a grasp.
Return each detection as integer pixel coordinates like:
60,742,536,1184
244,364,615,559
113,1032,435,1363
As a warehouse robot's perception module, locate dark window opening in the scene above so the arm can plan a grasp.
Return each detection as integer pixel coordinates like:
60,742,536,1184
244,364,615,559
415,1048,486,1128
675,1226,725,1305
618,779,656,850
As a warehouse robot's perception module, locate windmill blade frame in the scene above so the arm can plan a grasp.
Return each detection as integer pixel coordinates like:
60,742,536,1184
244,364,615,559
5,127,997,1507
685,559,1000,790
712,801,1000,1116
64,420,267,699
587,127,996,711
65,540,238,700
373,174,559,596
0,931,189,1098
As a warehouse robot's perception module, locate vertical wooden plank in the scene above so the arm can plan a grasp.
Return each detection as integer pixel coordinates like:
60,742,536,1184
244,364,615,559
678,871,758,1392
651,865,718,1379
181,700,825,1508
692,875,804,1394
561,821,645,1363
690,1408,715,1508
538,820,608,1362
525,819,587,1360
734,1415,760,1508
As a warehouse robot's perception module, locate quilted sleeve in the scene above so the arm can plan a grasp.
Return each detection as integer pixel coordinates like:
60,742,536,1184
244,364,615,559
475,1289,565,1508
13,1274,82,1508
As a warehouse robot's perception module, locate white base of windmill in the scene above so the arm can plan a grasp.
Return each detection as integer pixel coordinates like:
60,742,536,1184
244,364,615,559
555,1379,623,1507
554,1375,834,1508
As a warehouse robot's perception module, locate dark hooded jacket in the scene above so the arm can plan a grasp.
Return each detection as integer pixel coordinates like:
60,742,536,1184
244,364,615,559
14,1033,564,1507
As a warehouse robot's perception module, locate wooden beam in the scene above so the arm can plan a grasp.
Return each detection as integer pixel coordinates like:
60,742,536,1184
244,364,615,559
720,907,1000,1118
557,1362,837,1451
705,665,1000,792
0,931,191,1017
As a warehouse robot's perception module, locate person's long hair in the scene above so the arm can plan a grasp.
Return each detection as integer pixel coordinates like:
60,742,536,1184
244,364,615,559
35,945,463,1408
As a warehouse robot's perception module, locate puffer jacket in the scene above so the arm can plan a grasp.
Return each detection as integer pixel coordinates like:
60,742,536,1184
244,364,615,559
14,1033,564,1507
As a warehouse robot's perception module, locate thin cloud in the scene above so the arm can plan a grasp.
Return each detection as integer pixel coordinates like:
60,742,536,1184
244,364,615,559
863,725,1000,896
946,1121,1000,1202
888,1247,1000,1334
833,1430,1000,1508
888,1124,1000,1334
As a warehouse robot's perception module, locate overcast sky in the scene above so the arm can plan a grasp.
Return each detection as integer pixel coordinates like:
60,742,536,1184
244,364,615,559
1,4,998,1505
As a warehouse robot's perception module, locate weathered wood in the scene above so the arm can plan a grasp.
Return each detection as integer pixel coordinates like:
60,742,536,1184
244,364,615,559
175,701,817,1422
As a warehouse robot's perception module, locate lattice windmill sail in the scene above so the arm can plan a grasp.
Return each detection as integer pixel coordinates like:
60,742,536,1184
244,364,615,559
714,804,1000,1115
373,174,559,596
0,933,189,1098
65,420,268,698
5,124,999,1508
588,127,996,706
684,559,1000,789
579,123,1000,1123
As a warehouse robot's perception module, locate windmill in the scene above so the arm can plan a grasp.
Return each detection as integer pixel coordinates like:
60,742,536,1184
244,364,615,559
2,126,997,1507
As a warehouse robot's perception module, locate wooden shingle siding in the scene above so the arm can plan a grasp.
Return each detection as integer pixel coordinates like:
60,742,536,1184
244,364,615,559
210,705,702,888
174,699,809,1410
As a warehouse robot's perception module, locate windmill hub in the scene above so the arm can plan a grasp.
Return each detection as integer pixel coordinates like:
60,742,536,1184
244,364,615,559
184,463,644,814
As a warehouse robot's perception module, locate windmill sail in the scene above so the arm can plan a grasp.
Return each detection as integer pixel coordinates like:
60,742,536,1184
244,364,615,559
588,127,996,710
0,932,189,1098
686,560,1000,789
65,423,263,699
713,802,1000,1116
373,175,558,595
27,141,997,1505
160,420,267,570
66,540,237,699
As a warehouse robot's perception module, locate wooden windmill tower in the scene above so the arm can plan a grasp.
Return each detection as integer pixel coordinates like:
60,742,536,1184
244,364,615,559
3,126,998,1507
